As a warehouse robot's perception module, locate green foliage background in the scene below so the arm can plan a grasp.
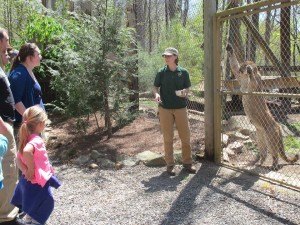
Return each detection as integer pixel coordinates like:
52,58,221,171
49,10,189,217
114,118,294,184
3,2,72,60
0,0,205,132
138,12,204,93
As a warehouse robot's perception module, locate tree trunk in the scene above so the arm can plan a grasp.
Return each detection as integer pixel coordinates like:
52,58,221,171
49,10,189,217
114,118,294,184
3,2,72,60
168,0,177,19
126,1,139,113
246,0,259,61
280,3,291,118
264,8,272,65
134,0,146,48
182,0,189,27
155,0,160,46
281,4,291,75
148,0,152,52
102,0,112,138
177,0,182,14
227,1,244,63
41,0,56,9
226,0,243,110
292,11,300,65
165,0,169,32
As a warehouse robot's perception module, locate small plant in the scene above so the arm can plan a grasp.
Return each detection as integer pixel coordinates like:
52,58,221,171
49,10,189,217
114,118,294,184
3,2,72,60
283,122,300,136
140,99,157,110
75,118,89,134
283,136,300,154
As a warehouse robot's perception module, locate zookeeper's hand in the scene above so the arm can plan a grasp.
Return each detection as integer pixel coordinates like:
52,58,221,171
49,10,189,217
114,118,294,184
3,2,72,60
155,93,162,103
181,89,188,97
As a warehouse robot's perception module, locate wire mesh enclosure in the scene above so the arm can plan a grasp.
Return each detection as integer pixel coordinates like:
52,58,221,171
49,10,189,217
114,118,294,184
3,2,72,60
215,0,300,189
21,0,300,188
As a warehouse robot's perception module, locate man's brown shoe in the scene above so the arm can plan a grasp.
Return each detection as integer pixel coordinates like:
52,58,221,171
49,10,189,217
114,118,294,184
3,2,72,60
183,164,196,173
166,165,175,176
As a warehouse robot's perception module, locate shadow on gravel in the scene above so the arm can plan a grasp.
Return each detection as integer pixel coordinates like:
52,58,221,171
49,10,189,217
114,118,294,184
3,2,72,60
159,160,299,225
160,160,220,225
142,170,193,192
206,184,298,225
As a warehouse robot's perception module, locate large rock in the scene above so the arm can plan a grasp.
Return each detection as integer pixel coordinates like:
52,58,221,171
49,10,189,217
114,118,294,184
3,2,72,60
136,151,166,167
221,134,229,147
122,158,140,167
60,148,76,160
73,154,90,165
90,150,103,160
223,115,256,133
97,158,115,169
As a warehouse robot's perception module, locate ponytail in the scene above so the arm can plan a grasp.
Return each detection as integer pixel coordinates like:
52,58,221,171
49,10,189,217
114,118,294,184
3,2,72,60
17,105,47,154
18,122,30,154
10,55,21,73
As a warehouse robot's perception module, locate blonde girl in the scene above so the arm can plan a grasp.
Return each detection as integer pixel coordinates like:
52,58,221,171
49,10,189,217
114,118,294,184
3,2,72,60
11,105,60,225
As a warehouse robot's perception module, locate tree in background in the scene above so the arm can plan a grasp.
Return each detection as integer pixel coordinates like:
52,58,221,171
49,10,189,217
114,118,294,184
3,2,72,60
50,0,136,137
137,0,203,94
0,0,136,137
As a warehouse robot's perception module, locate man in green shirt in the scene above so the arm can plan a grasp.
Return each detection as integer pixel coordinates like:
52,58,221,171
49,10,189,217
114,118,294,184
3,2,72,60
153,47,196,175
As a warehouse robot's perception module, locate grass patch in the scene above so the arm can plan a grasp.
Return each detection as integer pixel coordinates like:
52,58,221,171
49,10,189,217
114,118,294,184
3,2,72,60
140,98,157,110
283,136,300,154
284,122,300,137
293,123,300,129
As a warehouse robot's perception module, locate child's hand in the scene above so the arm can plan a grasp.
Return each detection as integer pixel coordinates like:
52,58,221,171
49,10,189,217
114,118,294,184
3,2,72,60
25,168,35,181
22,144,35,181
16,156,27,174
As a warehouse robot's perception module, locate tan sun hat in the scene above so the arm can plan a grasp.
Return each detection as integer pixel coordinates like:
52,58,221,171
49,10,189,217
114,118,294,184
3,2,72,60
162,47,178,56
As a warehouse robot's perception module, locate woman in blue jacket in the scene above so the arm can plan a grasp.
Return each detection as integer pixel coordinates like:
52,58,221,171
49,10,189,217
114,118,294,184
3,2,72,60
9,43,44,131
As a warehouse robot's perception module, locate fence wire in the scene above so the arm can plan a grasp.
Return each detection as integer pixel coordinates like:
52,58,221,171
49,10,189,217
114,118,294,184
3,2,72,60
218,2,300,188
38,1,300,188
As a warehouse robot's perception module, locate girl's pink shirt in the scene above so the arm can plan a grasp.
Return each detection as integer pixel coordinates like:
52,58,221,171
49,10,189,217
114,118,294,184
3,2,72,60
18,134,54,187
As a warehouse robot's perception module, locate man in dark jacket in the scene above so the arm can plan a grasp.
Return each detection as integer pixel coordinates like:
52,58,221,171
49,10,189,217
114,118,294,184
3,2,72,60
0,27,24,225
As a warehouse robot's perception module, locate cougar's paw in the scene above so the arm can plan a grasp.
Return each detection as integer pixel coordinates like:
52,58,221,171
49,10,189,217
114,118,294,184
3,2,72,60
271,163,281,171
226,43,233,54
246,65,253,75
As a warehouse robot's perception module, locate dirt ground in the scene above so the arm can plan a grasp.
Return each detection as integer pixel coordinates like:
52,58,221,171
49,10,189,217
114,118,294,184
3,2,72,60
45,109,300,225
46,107,300,190
46,110,205,163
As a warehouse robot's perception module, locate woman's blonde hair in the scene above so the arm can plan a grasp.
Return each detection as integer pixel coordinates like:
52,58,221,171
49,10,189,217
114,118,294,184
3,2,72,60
18,105,47,154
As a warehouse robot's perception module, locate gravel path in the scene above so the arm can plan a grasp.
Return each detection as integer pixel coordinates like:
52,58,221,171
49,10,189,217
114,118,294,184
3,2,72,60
47,160,300,225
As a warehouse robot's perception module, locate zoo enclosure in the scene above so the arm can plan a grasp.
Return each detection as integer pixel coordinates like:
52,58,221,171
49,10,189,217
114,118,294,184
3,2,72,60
214,0,300,189
13,0,300,189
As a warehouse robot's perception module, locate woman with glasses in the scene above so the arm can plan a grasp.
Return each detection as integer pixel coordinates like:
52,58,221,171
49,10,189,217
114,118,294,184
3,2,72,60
153,47,196,176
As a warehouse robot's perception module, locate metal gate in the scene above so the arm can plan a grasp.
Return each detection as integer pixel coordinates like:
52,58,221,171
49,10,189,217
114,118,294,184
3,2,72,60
214,0,300,189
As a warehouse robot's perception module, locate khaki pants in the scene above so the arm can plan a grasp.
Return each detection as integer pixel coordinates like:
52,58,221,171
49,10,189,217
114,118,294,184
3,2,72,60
158,107,192,166
0,123,19,222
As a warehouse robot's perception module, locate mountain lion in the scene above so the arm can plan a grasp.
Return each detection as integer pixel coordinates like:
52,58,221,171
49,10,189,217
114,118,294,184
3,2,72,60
226,43,299,168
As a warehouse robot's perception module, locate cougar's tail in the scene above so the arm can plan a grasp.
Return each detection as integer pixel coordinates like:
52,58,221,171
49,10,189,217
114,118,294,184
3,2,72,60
279,149,299,164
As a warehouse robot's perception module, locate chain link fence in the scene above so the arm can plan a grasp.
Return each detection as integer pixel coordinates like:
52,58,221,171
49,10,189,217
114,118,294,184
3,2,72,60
216,1,300,188
8,0,300,187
